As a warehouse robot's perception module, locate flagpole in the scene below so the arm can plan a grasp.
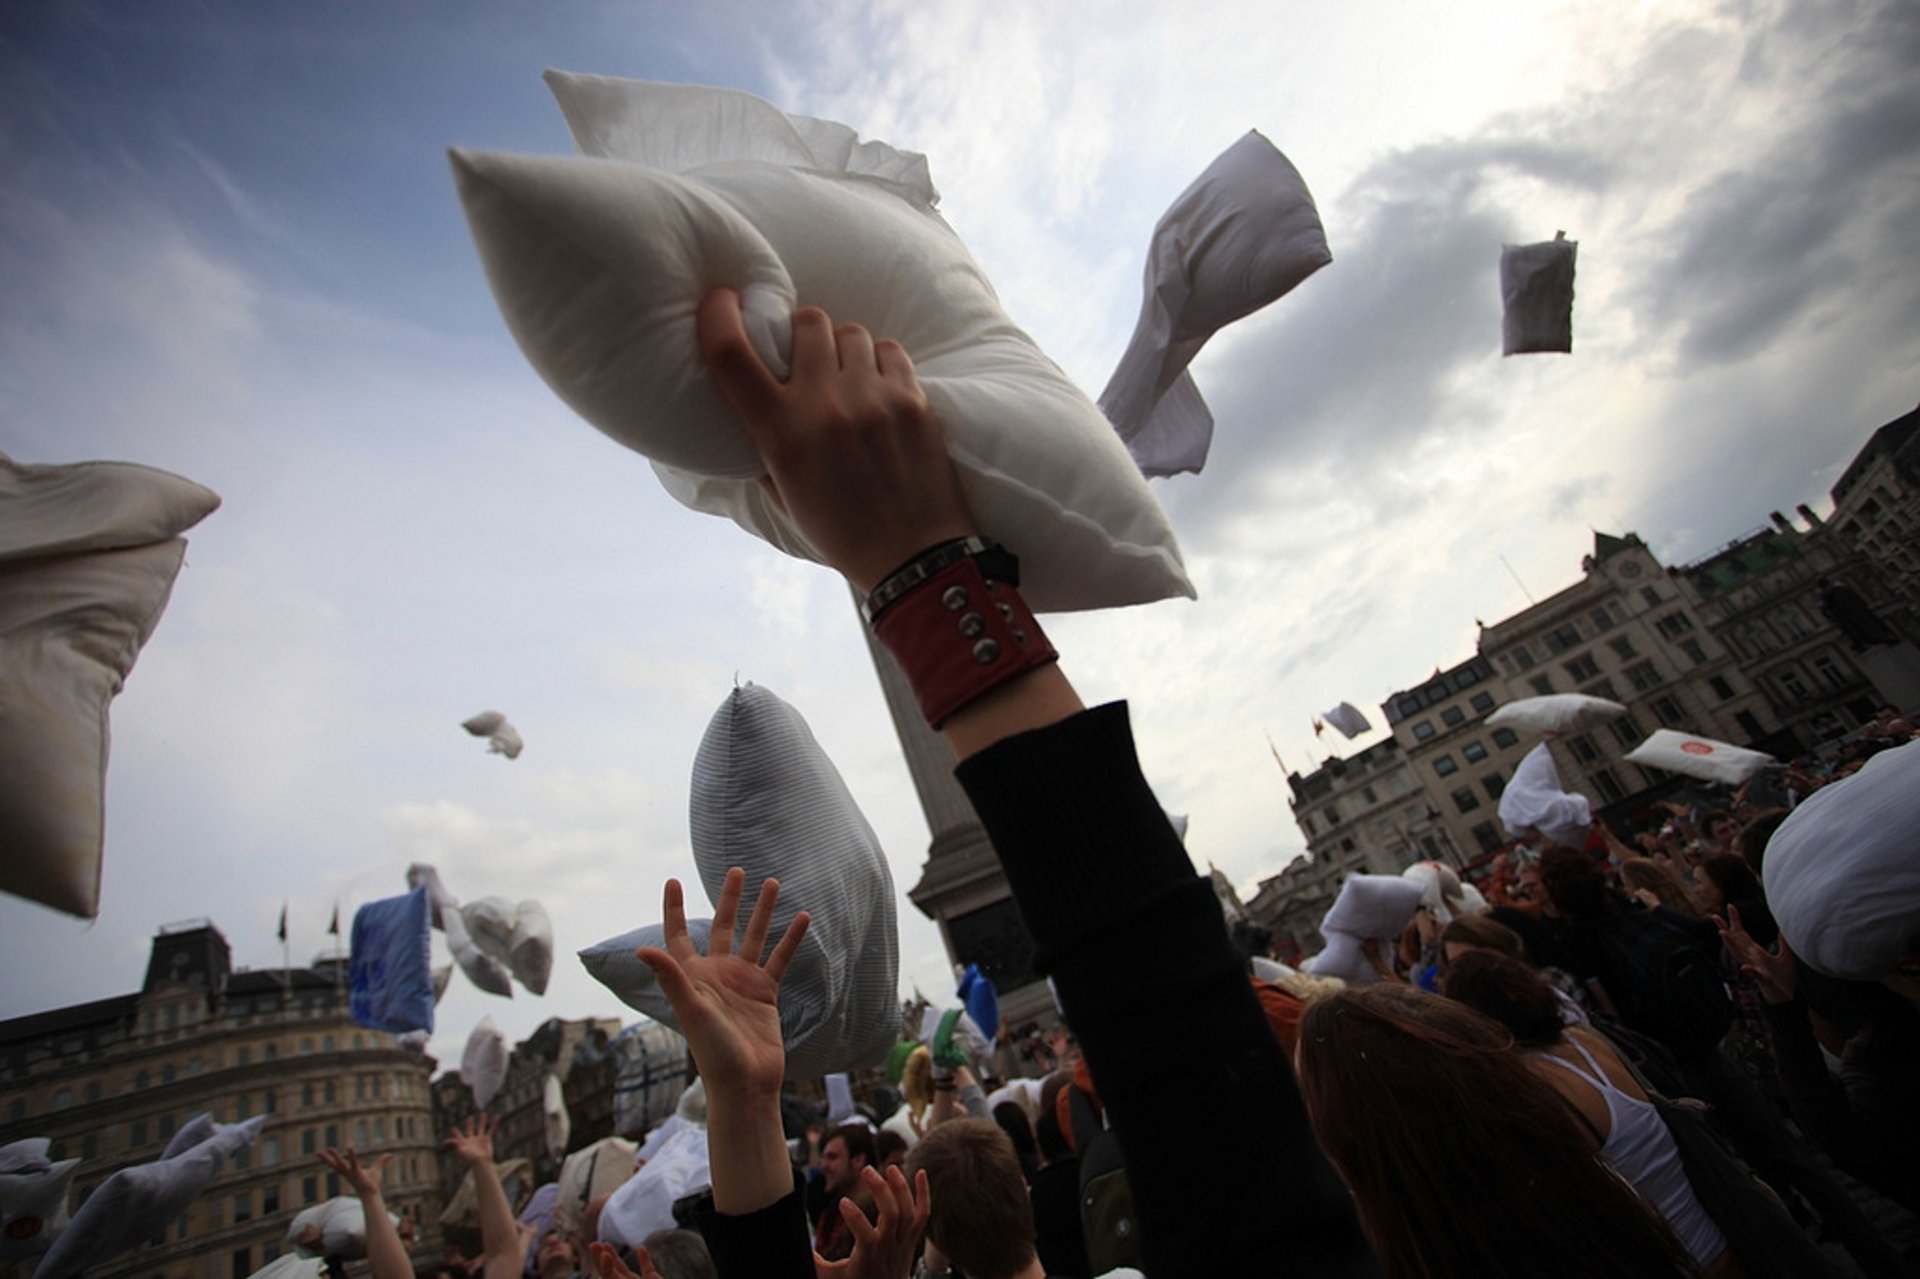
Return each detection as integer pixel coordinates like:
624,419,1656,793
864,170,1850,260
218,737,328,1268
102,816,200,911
278,901,291,994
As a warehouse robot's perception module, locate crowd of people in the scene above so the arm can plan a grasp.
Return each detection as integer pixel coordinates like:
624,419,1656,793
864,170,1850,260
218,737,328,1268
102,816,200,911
300,292,1917,1279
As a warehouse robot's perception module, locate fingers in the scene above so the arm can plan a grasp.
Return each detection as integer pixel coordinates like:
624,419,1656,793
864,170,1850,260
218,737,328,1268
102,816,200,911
697,289,784,427
842,1184,880,1249
835,323,876,376
635,1246,663,1279
738,876,780,966
765,911,812,984
636,947,698,1014
909,1167,931,1232
661,879,696,962
710,867,747,958
873,337,920,390
789,307,838,386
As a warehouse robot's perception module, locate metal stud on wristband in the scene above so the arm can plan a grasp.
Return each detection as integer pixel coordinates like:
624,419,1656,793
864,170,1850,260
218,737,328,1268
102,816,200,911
872,553,1057,728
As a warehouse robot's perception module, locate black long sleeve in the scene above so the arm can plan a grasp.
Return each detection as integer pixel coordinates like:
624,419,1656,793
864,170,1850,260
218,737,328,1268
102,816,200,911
957,702,1377,1277
688,1173,814,1279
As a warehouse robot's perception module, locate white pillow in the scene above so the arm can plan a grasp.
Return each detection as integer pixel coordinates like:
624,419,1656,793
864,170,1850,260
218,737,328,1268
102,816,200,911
543,1074,571,1158
510,899,555,996
554,1137,638,1238
580,683,900,1078
1319,874,1425,940
1485,693,1625,737
1624,729,1774,786
461,711,524,759
0,1150,78,1260
462,1017,511,1109
1302,932,1379,987
595,1125,710,1250
1763,740,1920,981
1500,235,1577,355
1098,129,1331,478
449,74,1192,614
1,454,219,918
1498,742,1594,847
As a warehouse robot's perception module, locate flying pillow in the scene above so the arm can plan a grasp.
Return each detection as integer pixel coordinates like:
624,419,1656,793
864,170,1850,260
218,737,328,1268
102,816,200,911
461,711,524,759
449,74,1191,614
510,899,555,996
1500,234,1577,355
462,1018,511,1109
1485,693,1624,737
0,454,219,918
349,887,436,1035
1303,875,1426,986
609,1021,690,1140
1098,129,1331,477
581,683,899,1077
1498,742,1594,847
1624,729,1774,786
0,1144,78,1259
542,1074,571,1158
1763,741,1920,981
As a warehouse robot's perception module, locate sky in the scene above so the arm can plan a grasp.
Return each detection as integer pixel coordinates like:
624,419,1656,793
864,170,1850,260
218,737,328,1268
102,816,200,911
3,0,1917,1066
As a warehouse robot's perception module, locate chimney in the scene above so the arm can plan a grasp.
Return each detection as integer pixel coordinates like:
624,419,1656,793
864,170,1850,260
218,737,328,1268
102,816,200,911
1797,503,1825,528
1770,510,1794,533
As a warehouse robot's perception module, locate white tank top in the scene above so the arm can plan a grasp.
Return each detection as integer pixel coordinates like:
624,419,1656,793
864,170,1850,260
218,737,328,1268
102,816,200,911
1536,1036,1727,1270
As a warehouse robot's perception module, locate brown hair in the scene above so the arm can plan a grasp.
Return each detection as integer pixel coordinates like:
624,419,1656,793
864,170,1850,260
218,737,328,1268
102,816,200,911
1436,914,1525,969
1697,852,1762,908
1538,847,1610,919
1442,951,1567,1048
1296,986,1689,1279
905,1118,1037,1279
1736,809,1789,876
1620,858,1701,915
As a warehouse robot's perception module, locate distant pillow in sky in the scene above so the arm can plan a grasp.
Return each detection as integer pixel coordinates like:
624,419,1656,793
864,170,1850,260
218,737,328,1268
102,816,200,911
1764,741,1920,981
580,683,900,1077
462,1017,511,1109
1485,692,1624,737
1320,701,1372,740
38,1115,263,1277
1098,130,1331,478
1500,233,1577,355
1624,729,1775,786
0,454,219,918
1498,742,1593,847
461,710,523,759
349,887,435,1035
449,73,1191,614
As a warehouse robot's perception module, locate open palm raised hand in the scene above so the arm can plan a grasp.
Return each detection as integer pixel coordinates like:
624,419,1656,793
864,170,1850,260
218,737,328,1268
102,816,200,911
638,867,811,1100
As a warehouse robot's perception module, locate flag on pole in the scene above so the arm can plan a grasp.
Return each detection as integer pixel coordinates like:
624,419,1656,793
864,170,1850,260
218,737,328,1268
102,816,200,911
328,904,341,937
1265,730,1288,776
1312,717,1326,738
276,903,287,944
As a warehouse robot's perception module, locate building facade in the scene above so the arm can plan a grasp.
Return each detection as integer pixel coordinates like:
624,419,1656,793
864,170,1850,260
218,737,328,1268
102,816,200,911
1827,403,1920,618
0,922,441,1279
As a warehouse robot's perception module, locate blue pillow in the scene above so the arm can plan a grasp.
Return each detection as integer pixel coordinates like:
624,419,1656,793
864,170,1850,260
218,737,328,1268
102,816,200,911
350,887,435,1034
957,964,1000,1041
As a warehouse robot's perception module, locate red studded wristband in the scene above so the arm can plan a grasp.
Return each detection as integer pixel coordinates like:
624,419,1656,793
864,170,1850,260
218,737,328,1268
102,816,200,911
871,553,1058,729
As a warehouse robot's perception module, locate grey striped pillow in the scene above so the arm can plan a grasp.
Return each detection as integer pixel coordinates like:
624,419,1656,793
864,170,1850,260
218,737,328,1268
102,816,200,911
579,684,900,1078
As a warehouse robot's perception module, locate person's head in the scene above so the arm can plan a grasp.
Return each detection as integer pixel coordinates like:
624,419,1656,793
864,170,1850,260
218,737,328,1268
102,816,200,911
1441,950,1568,1047
990,1101,1038,1174
1514,861,1552,915
1436,914,1525,974
1296,986,1689,1279
535,1229,582,1279
906,1118,1038,1279
1692,853,1762,916
1699,808,1737,848
637,1228,717,1279
1537,847,1609,920
1619,857,1701,915
1736,809,1789,876
873,1129,909,1170
820,1124,875,1196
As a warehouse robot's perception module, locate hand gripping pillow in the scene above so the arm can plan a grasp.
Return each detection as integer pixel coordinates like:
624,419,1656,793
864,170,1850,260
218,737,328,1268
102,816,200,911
1098,129,1332,478
39,1115,262,1277
1485,693,1625,737
449,74,1192,614
1501,234,1577,355
462,1017,511,1109
1624,729,1775,786
1763,740,1920,981
349,887,436,1035
0,454,220,918
580,683,900,1077
1498,742,1594,847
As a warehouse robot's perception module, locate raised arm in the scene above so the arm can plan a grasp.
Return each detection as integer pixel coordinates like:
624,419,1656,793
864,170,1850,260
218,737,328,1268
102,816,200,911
443,1115,521,1279
316,1149,408,1279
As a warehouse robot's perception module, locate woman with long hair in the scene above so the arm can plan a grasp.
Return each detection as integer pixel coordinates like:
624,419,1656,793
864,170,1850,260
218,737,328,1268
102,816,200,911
1621,857,1705,915
1296,984,1693,1279
1442,951,1742,1277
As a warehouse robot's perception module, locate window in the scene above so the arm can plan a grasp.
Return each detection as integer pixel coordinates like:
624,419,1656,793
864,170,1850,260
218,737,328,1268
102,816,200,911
261,1137,280,1166
134,1070,149,1090
161,1064,175,1084
1512,646,1536,670
374,1116,386,1142
302,1176,318,1205
1777,668,1811,702
1482,773,1506,799
1641,586,1662,607
236,1046,251,1067
1361,785,1377,805
1709,675,1736,701
53,1088,72,1110
85,1081,101,1103
1433,755,1458,777
1736,710,1766,740
81,1135,96,1160
1470,691,1495,714
1545,624,1581,655
1608,715,1643,748
1452,787,1480,814
1654,611,1694,639
1607,636,1637,660
301,1130,316,1155
356,1120,369,1147
264,1043,277,1061
1462,740,1488,763
1679,638,1707,665
1323,803,1341,824
1592,768,1626,804
1567,736,1599,764
324,1125,338,1149
1776,609,1810,641
1413,721,1436,741
1652,696,1686,727
1586,677,1620,701
1589,606,1615,632
131,1119,148,1147
1302,814,1315,835
158,1113,175,1140
353,1034,365,1050
1811,653,1848,689
322,1036,335,1052
233,1249,251,1279
233,1192,252,1223
1528,674,1554,696
1564,654,1600,682
323,1080,336,1105
1491,727,1520,749
263,1185,280,1214
1441,706,1465,728
1626,660,1662,692
187,1058,203,1077
1340,838,1356,853
370,1076,383,1100
300,1038,314,1055
302,1083,315,1108
356,1077,367,1101
1471,822,1504,853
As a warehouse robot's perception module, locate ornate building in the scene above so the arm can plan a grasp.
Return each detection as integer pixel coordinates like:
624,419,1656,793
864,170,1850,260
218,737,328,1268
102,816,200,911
1827,402,1920,617
0,921,441,1279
